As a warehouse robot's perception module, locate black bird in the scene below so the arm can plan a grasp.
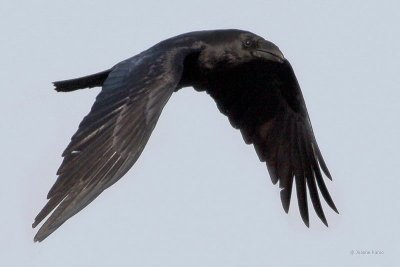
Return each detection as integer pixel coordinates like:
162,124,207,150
33,29,338,242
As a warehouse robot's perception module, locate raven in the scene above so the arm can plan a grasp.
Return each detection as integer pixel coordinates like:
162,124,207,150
33,29,338,242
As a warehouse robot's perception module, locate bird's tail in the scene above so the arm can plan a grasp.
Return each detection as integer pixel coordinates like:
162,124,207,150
53,69,112,92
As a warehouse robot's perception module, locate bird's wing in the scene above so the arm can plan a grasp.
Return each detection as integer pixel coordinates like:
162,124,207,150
203,60,337,226
33,47,201,242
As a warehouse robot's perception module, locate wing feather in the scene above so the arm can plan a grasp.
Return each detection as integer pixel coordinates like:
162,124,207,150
33,47,202,241
204,60,337,226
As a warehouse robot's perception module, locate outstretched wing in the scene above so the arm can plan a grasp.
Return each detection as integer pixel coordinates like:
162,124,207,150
204,60,338,226
33,46,201,242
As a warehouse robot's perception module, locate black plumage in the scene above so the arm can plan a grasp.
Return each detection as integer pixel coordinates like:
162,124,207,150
33,29,337,242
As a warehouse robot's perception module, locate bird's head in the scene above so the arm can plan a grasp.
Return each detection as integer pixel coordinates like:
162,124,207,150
197,29,285,70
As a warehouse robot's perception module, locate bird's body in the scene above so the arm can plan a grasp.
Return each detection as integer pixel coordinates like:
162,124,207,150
33,29,337,242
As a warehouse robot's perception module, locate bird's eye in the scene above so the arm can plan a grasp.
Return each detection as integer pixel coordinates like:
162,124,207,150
244,39,254,48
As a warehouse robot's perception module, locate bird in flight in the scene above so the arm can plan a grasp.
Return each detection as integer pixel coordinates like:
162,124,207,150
33,29,338,242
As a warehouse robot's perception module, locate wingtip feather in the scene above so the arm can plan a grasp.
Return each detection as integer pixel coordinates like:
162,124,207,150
331,203,339,214
303,218,310,228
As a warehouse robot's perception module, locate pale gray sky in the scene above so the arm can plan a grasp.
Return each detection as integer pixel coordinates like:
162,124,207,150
1,0,399,266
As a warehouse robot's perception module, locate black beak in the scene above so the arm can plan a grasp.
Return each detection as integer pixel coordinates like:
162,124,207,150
256,41,285,63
